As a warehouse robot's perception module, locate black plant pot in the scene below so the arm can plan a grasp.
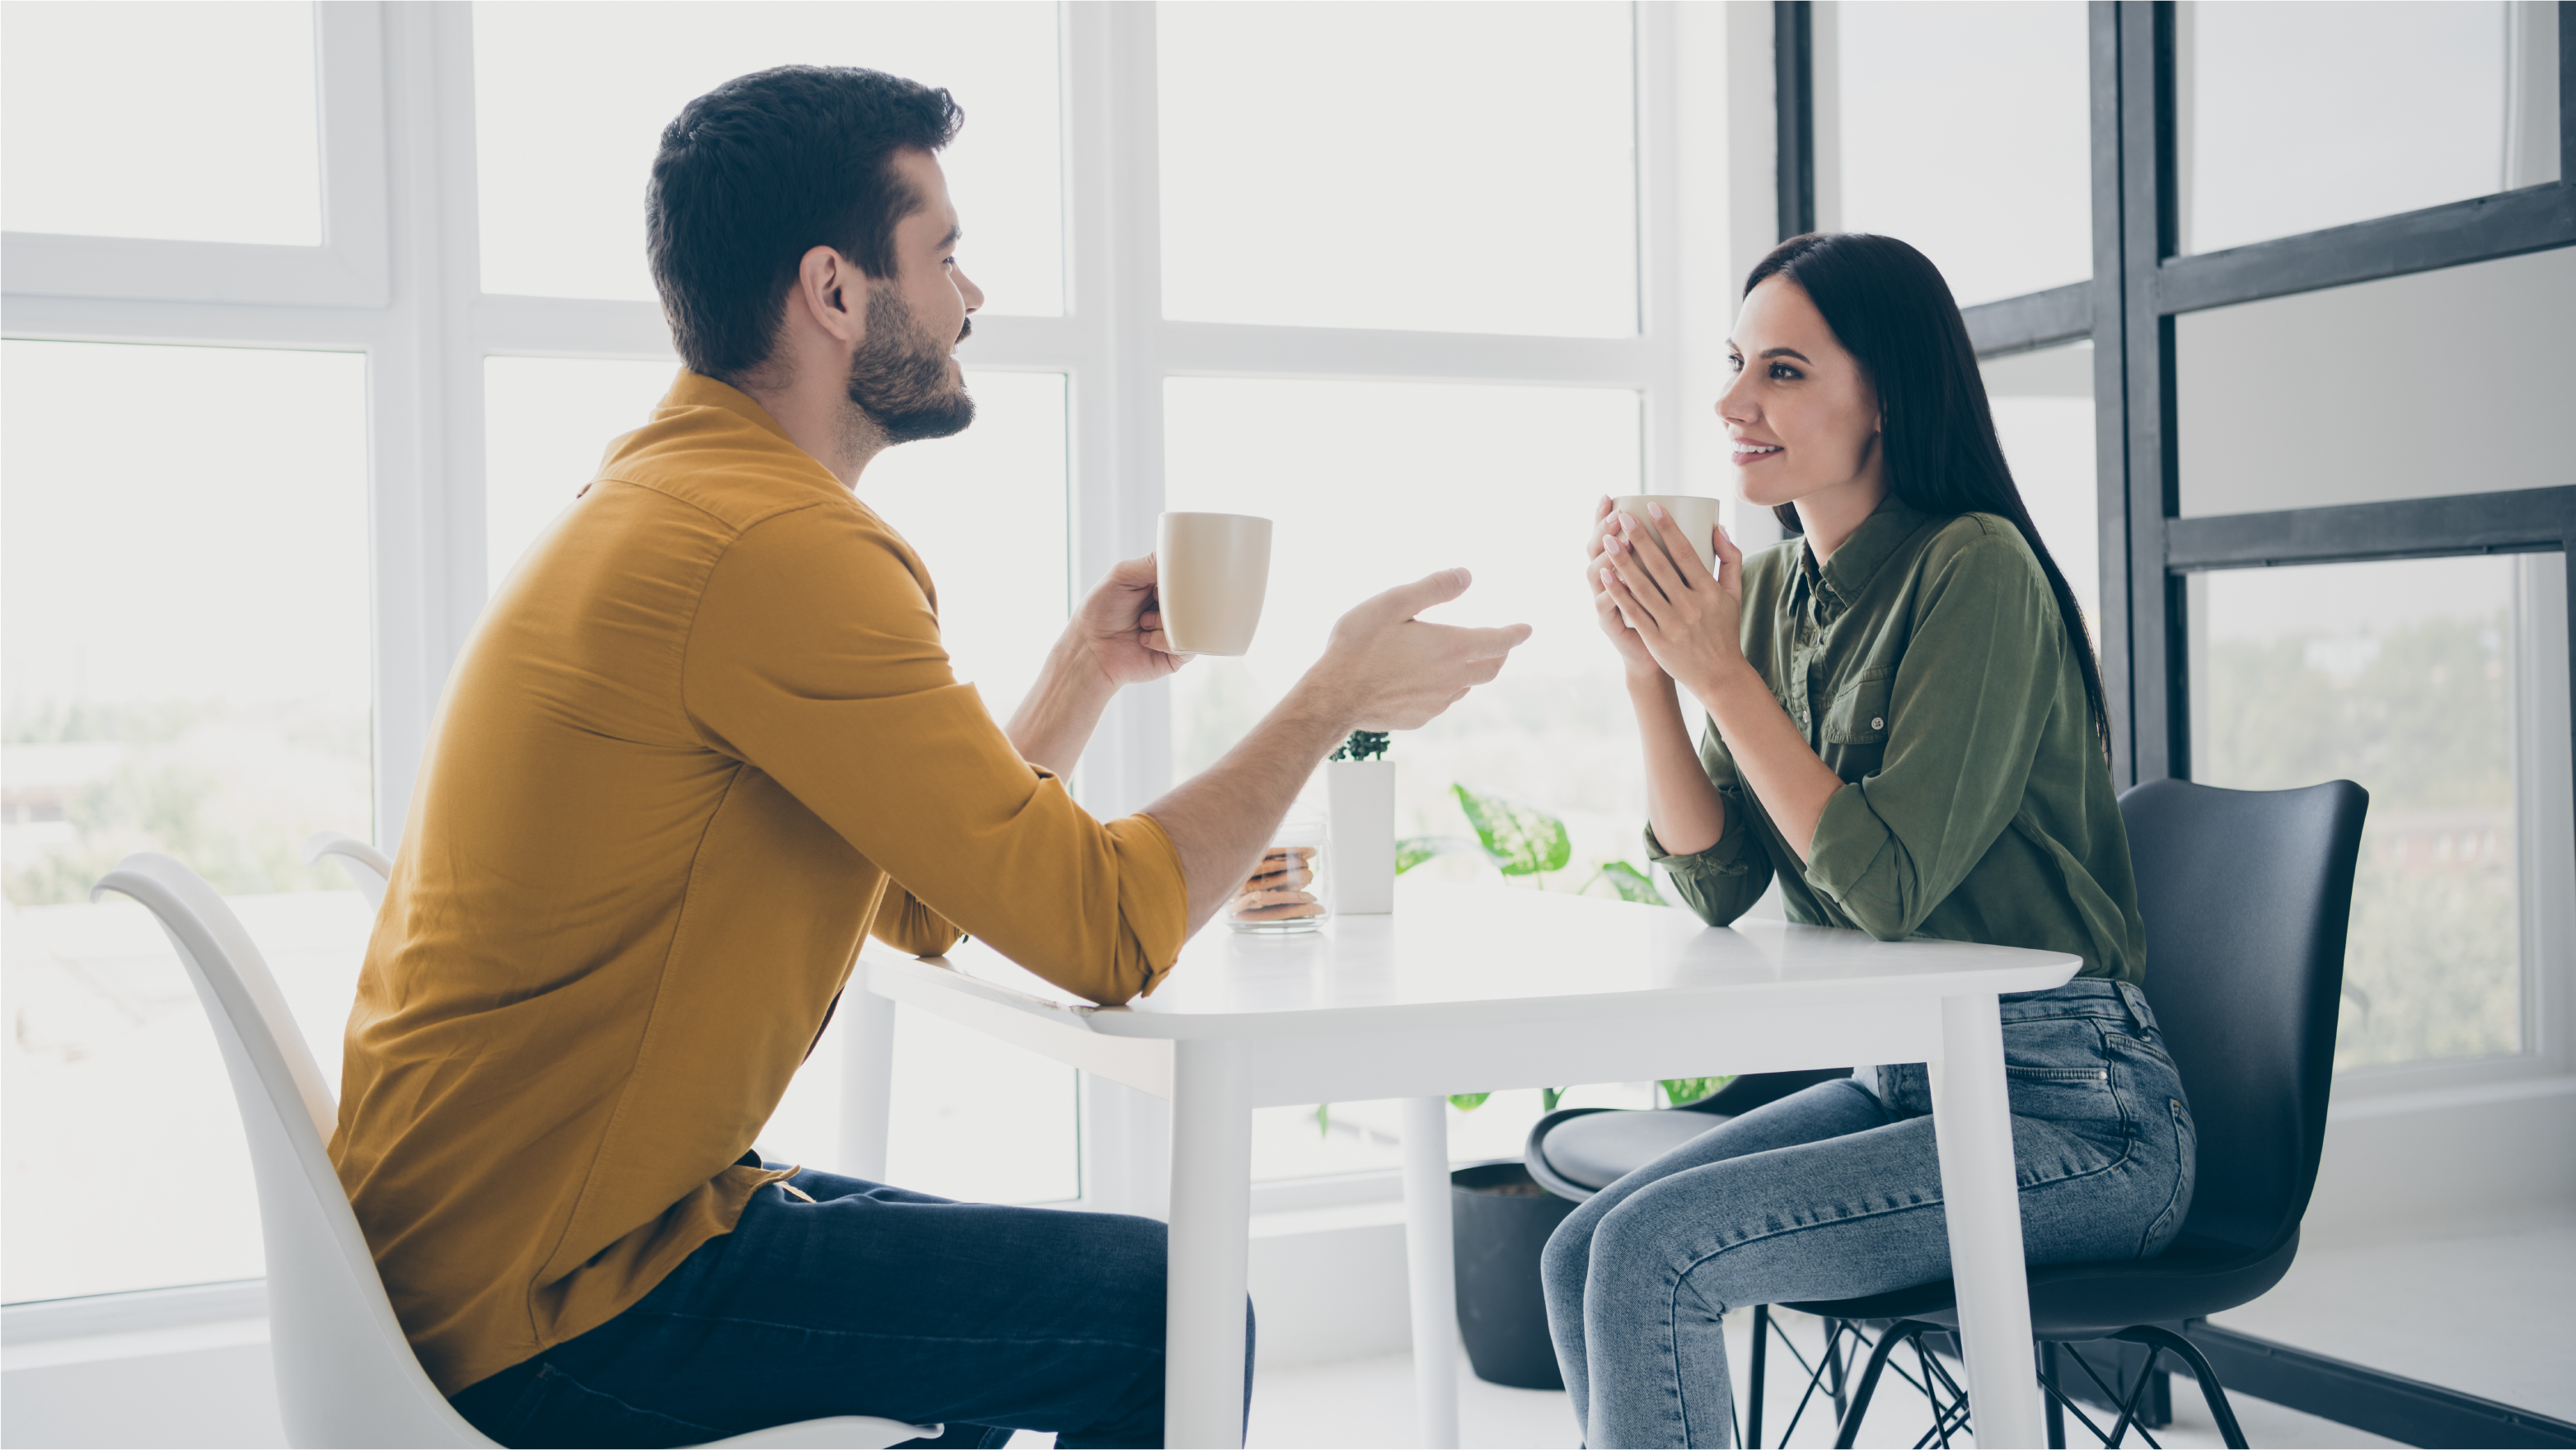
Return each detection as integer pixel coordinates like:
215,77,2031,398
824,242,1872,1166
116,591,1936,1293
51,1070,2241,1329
1450,1159,1579,1391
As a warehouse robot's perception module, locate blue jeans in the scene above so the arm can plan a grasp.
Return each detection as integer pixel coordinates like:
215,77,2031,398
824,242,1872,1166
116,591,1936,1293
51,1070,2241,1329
448,1166,1251,1448
1541,980,2195,1448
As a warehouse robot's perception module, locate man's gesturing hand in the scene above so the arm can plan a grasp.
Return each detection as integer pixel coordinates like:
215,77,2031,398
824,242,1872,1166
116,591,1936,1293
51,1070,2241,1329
1303,568,1531,731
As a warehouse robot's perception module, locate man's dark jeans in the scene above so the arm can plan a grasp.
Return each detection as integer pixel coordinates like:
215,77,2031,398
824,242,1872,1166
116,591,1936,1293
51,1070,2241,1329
448,1166,1252,1448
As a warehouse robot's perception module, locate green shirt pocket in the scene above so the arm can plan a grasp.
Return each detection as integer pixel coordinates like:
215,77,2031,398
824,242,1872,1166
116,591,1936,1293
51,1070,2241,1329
1824,666,1895,746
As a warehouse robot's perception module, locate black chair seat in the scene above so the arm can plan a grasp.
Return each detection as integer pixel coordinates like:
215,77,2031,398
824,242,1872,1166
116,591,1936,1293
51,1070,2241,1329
1782,1230,2299,1341
1524,1069,1852,1202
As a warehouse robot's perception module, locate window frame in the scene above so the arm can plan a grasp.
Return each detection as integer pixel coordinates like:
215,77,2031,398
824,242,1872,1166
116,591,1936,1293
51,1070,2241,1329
1777,3,2574,1441
3,0,1728,1303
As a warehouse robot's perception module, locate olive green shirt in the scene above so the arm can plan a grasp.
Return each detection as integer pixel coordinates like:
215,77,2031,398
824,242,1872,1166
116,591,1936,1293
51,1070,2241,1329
1649,498,2146,985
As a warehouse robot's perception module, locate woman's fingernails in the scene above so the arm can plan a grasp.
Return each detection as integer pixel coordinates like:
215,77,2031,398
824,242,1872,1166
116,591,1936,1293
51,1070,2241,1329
1649,503,1668,521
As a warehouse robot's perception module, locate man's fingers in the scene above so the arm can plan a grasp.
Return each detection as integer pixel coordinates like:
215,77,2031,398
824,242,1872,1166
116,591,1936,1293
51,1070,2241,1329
1108,552,1159,589
1369,567,1473,622
1447,621,1532,659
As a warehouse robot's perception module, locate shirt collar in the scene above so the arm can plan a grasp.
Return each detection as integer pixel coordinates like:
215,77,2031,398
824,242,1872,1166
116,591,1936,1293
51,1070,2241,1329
658,370,798,444
1800,494,1928,608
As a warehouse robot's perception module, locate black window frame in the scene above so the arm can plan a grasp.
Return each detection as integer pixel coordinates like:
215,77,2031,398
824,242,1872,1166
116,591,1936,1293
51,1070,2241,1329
1773,4,2576,1444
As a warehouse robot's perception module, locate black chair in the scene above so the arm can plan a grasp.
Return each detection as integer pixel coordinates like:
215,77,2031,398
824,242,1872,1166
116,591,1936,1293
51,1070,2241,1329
1779,778,2368,1448
1523,1069,1854,1203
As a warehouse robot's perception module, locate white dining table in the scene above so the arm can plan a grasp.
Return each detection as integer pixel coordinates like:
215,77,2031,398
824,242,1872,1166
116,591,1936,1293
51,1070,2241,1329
847,880,2077,1448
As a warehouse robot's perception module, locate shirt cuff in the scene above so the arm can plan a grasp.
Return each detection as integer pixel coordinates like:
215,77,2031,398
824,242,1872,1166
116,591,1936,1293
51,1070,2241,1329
1803,780,1898,922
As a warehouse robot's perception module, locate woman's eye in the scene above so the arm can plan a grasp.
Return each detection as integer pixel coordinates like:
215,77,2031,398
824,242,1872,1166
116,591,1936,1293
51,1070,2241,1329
1726,354,1745,372
1769,362,1801,381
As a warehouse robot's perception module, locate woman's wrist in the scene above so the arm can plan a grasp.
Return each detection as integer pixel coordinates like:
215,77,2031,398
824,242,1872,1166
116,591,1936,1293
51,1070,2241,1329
1681,657,1764,713
1623,667,1679,704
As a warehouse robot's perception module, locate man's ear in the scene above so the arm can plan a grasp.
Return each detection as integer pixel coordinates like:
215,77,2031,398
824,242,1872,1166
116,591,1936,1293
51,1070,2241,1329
792,245,869,347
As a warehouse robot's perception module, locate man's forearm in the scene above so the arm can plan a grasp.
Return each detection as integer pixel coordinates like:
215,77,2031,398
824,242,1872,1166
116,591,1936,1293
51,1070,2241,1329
1141,681,1352,937
1005,636,1119,779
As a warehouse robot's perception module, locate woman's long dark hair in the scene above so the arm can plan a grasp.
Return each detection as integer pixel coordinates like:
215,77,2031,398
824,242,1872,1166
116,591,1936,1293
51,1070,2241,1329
1745,232,2108,753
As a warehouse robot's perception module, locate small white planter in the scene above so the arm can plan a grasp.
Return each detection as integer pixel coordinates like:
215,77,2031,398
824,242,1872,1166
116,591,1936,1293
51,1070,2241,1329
1326,759,1396,914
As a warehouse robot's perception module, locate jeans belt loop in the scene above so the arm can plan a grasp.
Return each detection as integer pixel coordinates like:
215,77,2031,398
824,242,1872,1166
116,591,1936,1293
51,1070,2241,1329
2115,980,2155,1032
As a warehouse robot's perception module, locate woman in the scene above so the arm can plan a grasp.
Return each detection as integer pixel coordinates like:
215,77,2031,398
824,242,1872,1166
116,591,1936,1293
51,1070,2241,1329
1545,232,2194,1448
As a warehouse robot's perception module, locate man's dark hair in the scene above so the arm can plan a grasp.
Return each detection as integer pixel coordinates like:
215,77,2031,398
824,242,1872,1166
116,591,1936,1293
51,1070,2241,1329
648,66,962,382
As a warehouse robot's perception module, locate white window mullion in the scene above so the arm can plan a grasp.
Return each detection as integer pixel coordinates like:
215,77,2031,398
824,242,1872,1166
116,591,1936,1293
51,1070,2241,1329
365,0,489,849
1635,0,1688,498
1063,0,1175,1221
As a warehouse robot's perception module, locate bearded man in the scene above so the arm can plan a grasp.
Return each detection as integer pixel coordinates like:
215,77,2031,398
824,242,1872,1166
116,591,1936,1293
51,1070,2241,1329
329,65,1525,1449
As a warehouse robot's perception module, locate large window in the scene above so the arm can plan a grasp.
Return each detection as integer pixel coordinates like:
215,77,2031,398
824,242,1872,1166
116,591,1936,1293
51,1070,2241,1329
3,340,374,1301
4,0,1728,1307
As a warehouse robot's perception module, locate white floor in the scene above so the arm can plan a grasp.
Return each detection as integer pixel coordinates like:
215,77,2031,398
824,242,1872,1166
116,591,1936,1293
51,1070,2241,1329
2210,1210,2576,1422
1240,1311,2400,1448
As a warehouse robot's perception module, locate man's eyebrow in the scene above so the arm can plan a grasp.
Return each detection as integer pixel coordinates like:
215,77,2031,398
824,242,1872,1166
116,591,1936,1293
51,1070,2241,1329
937,223,962,249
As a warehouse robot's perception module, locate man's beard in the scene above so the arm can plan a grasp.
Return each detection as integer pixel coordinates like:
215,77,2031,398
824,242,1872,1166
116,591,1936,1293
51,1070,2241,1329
846,287,976,444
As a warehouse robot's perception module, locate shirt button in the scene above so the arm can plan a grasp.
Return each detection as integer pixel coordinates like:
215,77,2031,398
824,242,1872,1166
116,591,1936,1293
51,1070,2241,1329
1871,717,1885,730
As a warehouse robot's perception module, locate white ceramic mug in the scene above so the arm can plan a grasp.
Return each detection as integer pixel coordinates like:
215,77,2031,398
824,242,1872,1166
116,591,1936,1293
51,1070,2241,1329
1157,512,1274,656
1610,494,1721,576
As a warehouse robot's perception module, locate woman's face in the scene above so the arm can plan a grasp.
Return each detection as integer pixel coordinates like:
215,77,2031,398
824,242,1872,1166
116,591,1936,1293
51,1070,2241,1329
1717,275,1884,512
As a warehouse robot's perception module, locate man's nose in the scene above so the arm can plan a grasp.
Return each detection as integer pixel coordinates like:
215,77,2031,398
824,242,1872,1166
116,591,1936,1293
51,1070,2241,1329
956,266,986,314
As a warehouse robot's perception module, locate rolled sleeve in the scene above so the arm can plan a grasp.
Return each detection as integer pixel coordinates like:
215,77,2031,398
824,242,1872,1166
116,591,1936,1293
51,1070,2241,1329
684,505,1188,1006
1646,785,1774,928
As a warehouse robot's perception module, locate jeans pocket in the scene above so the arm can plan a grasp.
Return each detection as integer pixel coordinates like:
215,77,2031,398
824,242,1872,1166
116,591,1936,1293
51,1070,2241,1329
499,1362,722,1450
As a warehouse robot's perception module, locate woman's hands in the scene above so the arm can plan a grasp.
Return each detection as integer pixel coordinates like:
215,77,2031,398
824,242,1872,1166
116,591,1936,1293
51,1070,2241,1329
1595,500,1756,702
1585,497,1664,681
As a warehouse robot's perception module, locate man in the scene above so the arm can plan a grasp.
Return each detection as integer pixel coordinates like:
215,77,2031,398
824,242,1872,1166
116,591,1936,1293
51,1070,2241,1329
330,64,1526,1448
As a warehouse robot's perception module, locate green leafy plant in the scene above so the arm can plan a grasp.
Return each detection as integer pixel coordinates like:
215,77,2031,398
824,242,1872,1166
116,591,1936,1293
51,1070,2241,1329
1580,860,1671,905
1329,730,1390,762
1451,783,1572,883
1659,1075,1735,1107
1447,1092,1491,1111
1395,835,1471,874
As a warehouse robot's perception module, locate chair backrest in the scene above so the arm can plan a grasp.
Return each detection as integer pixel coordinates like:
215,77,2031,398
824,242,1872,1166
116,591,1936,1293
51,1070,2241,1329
2117,778,2367,1255
301,830,395,910
93,854,491,1449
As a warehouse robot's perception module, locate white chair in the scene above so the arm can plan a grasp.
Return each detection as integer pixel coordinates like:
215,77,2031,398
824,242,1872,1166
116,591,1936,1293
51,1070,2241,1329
300,829,393,909
93,852,938,1449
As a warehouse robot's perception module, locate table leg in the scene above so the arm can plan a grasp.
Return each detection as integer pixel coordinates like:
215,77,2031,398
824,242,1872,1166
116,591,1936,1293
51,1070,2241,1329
1930,993,2045,1448
837,980,897,1181
1398,1096,1461,1450
1166,1042,1253,1449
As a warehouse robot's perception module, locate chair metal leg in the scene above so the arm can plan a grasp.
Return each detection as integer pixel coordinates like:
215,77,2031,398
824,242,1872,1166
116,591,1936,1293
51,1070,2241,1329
2114,1326,2247,1449
1833,1320,1935,1449
2042,1341,2066,1450
1749,1304,1770,1448
1826,1318,1849,1424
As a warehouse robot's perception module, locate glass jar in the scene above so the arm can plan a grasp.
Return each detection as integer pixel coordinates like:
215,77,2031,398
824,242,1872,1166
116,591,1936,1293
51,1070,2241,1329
1226,815,1328,933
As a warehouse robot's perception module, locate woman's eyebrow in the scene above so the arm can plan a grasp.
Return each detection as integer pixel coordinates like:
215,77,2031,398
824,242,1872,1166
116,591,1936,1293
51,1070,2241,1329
1760,347,1813,363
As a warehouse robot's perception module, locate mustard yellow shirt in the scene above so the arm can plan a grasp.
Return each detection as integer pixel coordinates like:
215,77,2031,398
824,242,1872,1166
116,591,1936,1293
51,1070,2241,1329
330,373,1188,1396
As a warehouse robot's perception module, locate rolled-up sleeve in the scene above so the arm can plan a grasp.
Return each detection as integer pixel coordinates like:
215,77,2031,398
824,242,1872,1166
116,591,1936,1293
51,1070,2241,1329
1803,531,2061,941
1647,785,1774,927
681,503,1188,1005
